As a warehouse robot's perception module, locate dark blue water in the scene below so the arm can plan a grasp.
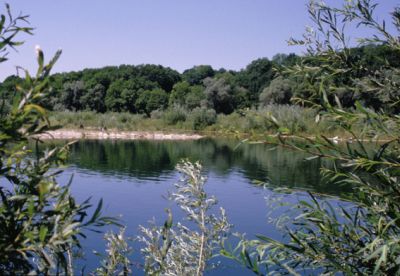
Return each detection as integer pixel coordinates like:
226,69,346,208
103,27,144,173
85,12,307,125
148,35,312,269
49,138,351,275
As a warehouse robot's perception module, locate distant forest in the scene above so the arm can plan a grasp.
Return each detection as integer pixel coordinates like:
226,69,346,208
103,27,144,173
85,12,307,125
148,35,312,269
1,44,399,116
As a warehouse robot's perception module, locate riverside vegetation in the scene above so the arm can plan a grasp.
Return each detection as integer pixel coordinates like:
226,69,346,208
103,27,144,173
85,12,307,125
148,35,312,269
1,0,400,275
48,105,341,138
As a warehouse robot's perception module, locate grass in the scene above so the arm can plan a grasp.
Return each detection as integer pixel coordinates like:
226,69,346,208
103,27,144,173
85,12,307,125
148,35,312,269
208,105,347,138
48,105,370,139
49,110,210,133
50,111,163,131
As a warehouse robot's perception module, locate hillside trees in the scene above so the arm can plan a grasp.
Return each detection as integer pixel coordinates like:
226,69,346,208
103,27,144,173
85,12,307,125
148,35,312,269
168,81,205,108
235,58,275,102
80,83,106,112
2,13,400,119
259,76,294,106
59,80,85,111
135,88,169,116
2,43,400,118
182,65,215,85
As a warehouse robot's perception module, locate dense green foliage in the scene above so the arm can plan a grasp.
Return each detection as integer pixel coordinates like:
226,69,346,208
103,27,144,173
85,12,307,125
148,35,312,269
3,39,399,120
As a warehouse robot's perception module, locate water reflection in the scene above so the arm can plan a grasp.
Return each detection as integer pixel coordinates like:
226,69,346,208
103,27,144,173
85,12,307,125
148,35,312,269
35,138,355,275
42,138,351,198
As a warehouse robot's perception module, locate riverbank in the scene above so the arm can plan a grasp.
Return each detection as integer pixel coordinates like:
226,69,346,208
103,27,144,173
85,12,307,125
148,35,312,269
48,107,328,136
34,128,392,143
35,129,203,140
46,110,395,142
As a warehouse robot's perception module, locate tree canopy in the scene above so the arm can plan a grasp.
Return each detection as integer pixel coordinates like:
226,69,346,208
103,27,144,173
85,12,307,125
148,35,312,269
2,43,398,117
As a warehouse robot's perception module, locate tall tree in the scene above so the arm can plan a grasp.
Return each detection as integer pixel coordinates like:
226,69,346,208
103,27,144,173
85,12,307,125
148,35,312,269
182,65,215,85
135,88,168,116
259,76,294,106
80,83,107,112
235,58,275,103
203,77,234,114
59,80,86,111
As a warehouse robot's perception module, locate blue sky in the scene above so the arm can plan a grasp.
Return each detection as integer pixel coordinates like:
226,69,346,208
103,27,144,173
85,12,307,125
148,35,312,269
1,0,399,80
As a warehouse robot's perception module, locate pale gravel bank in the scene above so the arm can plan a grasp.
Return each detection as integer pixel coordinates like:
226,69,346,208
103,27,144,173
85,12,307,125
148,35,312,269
34,129,203,140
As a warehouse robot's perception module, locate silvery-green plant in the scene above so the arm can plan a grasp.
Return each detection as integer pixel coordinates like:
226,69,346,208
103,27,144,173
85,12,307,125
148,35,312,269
138,160,231,275
94,228,132,276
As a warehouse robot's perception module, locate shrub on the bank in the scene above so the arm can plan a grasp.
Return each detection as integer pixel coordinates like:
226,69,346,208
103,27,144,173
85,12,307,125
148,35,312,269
163,106,187,125
50,111,146,130
189,107,217,130
260,104,316,133
259,76,294,106
150,109,164,119
214,105,324,134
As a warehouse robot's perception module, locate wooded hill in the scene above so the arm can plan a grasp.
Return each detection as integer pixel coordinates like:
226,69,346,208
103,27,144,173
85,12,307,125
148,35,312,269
1,44,399,116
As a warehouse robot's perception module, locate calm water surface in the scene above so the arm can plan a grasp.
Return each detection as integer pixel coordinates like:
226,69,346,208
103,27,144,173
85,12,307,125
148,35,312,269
49,138,351,275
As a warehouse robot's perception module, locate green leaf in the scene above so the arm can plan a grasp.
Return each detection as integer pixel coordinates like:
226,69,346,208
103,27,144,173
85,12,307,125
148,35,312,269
39,225,48,242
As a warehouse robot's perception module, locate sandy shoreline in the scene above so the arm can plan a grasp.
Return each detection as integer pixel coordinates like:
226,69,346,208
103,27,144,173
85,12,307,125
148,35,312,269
34,129,390,142
34,129,203,140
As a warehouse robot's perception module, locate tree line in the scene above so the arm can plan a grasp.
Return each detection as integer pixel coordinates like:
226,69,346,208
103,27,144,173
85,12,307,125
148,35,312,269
1,44,399,117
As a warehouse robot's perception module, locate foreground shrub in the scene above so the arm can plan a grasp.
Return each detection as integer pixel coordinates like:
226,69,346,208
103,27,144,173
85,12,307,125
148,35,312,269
94,228,132,275
224,1,400,275
0,6,113,274
138,161,231,275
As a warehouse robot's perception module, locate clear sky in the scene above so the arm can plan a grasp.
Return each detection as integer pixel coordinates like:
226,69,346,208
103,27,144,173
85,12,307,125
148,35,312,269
1,0,399,80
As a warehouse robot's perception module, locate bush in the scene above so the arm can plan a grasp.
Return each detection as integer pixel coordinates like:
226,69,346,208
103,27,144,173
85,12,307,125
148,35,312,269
150,109,164,119
259,76,294,106
214,105,326,135
163,106,187,125
189,108,217,130
138,161,230,275
259,104,316,133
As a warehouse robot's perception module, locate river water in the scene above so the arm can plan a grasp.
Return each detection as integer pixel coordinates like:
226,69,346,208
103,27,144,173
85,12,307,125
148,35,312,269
49,138,352,275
